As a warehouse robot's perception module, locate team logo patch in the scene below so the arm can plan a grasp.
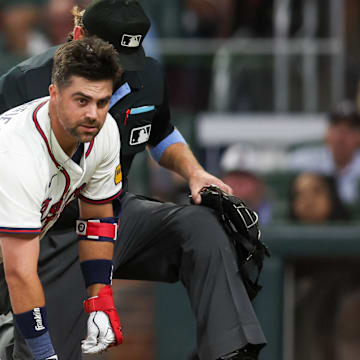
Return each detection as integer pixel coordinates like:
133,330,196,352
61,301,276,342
129,125,151,146
115,164,122,185
77,220,87,235
121,34,142,48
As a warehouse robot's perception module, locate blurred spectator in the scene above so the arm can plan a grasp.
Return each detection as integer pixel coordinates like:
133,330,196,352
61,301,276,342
288,172,350,224
166,0,239,111
181,0,235,38
295,266,360,360
139,0,183,38
222,170,272,224
288,100,360,207
43,0,77,45
148,159,189,204
220,143,275,224
233,0,273,38
0,2,49,67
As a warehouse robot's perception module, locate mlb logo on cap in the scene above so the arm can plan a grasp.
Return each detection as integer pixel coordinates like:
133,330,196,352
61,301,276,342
121,34,142,48
83,0,151,71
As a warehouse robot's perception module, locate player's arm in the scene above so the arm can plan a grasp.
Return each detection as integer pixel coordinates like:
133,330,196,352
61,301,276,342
78,201,115,297
0,234,58,360
0,233,43,312
78,200,123,354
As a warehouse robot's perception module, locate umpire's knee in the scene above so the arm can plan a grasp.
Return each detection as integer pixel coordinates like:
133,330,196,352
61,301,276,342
176,205,230,256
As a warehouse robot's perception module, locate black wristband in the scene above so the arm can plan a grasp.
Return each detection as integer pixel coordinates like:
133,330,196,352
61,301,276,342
80,259,113,288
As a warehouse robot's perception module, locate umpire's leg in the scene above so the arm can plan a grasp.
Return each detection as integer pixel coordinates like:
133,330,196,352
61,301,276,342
112,194,266,360
176,206,266,359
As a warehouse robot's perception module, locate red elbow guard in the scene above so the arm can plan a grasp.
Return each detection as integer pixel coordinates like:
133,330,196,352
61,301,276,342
83,285,123,344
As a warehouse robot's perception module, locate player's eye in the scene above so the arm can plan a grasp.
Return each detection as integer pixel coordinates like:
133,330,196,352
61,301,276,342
77,98,88,105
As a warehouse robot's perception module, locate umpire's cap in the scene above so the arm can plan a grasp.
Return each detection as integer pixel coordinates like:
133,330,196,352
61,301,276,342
83,0,151,71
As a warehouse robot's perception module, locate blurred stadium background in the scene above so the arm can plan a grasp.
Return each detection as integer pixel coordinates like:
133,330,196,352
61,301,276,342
2,1,360,359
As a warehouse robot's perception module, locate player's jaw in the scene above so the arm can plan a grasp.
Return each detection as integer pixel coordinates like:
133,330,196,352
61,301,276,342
69,117,102,143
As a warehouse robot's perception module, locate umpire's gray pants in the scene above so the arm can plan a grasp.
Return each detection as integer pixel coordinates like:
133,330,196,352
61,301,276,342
0,193,266,360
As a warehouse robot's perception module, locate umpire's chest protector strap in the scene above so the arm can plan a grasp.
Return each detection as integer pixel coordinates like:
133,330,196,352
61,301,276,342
76,217,119,242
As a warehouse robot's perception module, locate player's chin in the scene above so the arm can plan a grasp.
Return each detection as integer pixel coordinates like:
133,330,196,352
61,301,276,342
78,130,99,143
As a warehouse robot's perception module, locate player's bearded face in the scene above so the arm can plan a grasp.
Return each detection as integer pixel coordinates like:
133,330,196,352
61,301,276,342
55,76,113,143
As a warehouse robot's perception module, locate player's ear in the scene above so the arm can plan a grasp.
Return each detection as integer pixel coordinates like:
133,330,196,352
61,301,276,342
49,84,57,99
73,26,85,40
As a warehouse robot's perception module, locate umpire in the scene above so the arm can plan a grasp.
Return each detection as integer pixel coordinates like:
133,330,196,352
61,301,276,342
0,1,266,359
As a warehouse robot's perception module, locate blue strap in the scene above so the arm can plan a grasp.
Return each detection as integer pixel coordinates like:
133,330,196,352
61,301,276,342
25,332,57,360
129,105,155,114
109,82,131,109
149,128,187,163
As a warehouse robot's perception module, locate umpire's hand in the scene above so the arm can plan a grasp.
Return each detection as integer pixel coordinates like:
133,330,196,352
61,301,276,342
189,169,233,204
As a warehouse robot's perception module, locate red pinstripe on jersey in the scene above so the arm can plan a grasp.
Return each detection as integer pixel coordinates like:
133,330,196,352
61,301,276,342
0,227,41,234
32,100,71,197
78,189,122,204
85,140,94,158
32,101,72,232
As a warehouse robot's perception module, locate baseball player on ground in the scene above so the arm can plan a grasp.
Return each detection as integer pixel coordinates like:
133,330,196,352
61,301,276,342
0,37,124,359
0,1,267,359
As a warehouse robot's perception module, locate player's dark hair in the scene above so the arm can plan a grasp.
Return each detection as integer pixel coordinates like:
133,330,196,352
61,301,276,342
52,36,122,90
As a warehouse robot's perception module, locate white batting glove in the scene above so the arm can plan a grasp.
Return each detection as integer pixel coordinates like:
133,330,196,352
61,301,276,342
81,311,116,354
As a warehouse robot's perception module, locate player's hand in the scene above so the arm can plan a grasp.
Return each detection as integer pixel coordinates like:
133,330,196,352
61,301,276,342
189,169,233,204
82,286,123,354
81,311,116,354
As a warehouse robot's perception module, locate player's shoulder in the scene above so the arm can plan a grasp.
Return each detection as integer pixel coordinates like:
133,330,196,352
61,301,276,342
88,113,119,161
0,97,47,122
0,98,48,147
104,112,119,132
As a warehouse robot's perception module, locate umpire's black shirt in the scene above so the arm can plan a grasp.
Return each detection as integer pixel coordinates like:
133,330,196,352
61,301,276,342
0,46,175,227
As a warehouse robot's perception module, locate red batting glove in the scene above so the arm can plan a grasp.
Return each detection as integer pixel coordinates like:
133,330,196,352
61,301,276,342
81,285,123,354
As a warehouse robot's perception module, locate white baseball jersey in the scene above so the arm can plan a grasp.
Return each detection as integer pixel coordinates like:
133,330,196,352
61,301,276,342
0,97,122,239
